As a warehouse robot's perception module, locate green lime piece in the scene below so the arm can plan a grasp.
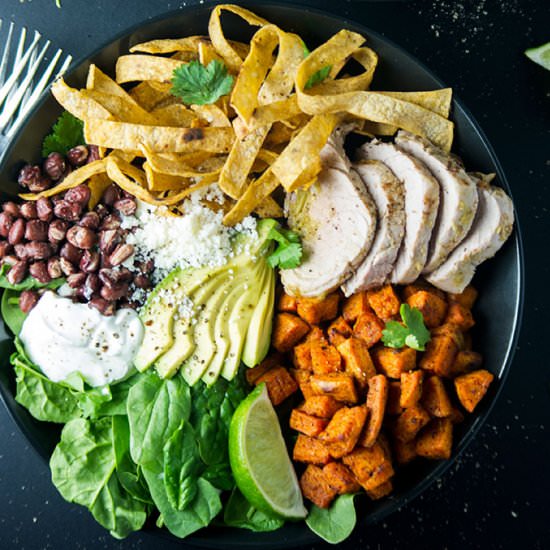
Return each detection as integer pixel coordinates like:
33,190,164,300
525,41,550,70
228,384,306,520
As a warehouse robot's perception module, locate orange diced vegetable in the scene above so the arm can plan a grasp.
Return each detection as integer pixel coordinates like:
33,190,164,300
416,418,453,459
327,316,353,347
406,290,448,328
255,366,298,405
300,395,344,418
300,465,337,509
323,462,361,495
292,341,312,371
290,409,329,437
394,403,431,442
402,282,445,301
291,369,315,399
454,369,494,412
450,350,482,376
449,285,478,309
449,406,465,424
419,335,458,377
342,292,370,323
366,479,393,500
245,353,280,385
277,292,297,313
392,438,417,464
293,434,331,465
337,337,376,390
305,326,326,343
272,313,309,352
445,302,475,331
421,375,453,418
371,346,416,379
297,293,340,325
310,373,358,403
319,405,367,458
367,284,401,321
400,370,424,409
361,375,389,448
310,340,342,375
354,311,385,348
342,442,394,491
431,323,465,349
386,381,403,416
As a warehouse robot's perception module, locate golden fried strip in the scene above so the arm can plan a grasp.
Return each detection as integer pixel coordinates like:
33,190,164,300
130,36,206,54
115,55,183,84
51,79,112,121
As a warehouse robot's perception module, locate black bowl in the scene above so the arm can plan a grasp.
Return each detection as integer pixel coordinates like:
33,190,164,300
0,2,524,548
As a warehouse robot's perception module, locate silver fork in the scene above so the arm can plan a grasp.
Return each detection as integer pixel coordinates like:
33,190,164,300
0,19,72,156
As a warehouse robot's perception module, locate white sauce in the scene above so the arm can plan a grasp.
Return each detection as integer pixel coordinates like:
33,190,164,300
20,291,144,387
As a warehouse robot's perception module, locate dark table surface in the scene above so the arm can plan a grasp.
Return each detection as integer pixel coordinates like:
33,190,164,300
1,0,549,549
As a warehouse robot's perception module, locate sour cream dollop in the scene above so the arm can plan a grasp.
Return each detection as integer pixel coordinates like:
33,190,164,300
20,291,144,387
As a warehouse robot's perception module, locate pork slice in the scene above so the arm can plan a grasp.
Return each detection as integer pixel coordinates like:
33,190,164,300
281,166,377,297
395,130,479,273
358,140,440,285
426,173,514,293
341,160,405,295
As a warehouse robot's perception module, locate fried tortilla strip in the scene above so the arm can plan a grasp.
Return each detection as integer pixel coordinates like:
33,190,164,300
129,81,173,110
142,162,219,192
51,79,112,121
81,89,158,125
115,55,183,84
150,104,197,127
88,172,112,209
208,4,269,73
191,104,231,127
84,119,235,153
130,35,205,55
380,89,453,118
198,40,224,66
255,197,283,218
19,160,106,200
246,95,303,132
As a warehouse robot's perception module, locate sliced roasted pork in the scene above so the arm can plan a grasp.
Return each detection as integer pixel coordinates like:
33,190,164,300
395,130,479,273
426,173,514,293
281,166,377,297
341,160,405,295
358,140,440,285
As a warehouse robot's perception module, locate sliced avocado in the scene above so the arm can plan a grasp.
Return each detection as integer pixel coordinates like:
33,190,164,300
241,264,275,368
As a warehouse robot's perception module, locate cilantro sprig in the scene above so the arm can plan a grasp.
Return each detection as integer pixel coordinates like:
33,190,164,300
170,60,234,105
41,112,84,157
381,304,431,351
266,226,303,270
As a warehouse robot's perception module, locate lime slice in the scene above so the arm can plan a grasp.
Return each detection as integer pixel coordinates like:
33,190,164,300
525,41,550,71
229,383,307,520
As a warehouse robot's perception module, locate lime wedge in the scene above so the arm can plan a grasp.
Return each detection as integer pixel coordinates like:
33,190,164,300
525,41,550,71
229,384,307,520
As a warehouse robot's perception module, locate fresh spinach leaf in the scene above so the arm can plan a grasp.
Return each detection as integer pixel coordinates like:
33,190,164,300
305,494,357,544
224,488,285,532
93,374,139,417
50,417,147,539
202,462,234,491
1,289,27,335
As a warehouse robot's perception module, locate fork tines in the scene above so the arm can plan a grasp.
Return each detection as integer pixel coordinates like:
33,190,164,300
0,19,72,140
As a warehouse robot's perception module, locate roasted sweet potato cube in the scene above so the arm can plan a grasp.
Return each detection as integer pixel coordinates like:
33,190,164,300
290,409,329,437
323,462,361,495
450,350,482,376
449,406,465,424
291,368,315,399
342,443,394,491
406,290,448,329
319,406,367,458
454,369,494,412
342,292,370,323
449,285,478,310
272,313,310,352
327,316,353,347
361,375,389,448
305,326,326,343
300,395,343,418
297,293,340,325
402,282,445,301
256,367,298,405
419,335,458,377
421,375,453,418
366,479,393,500
431,323,465,349
372,346,416,379
337,337,376,390
354,311,384,348
292,341,312,371
416,418,453,459
392,438,417,464
310,373,358,403
311,340,342,375
246,353,280,385
293,434,331,465
386,381,403,415
400,370,424,408
445,302,475,331
367,285,401,321
278,292,298,313
300,465,337,509
394,404,431,442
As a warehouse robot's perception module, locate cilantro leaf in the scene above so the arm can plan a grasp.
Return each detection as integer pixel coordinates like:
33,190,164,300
41,112,84,157
305,65,332,89
266,226,303,269
381,304,431,351
170,60,234,105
